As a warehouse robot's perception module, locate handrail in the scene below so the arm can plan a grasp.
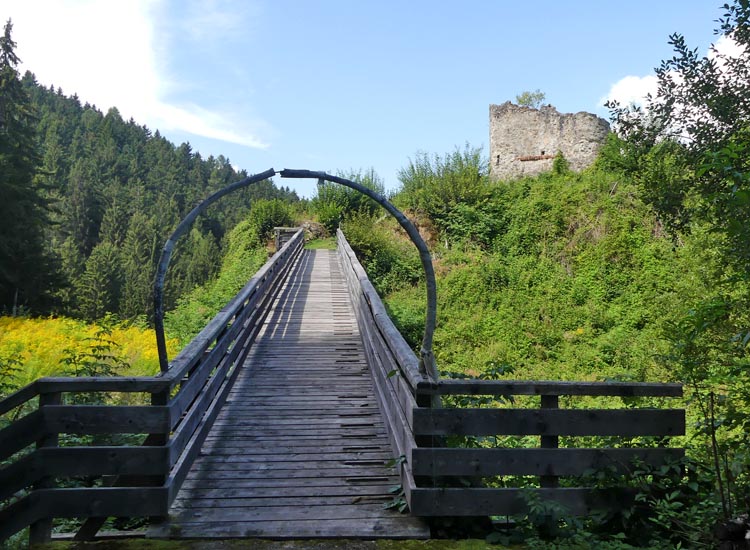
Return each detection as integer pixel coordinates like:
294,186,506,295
0,229,305,545
336,229,686,520
337,229,429,392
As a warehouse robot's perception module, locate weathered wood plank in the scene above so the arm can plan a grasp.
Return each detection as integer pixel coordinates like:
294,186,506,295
0,452,39,501
43,405,170,434
0,381,39,417
409,487,631,516
35,377,169,394
0,409,45,461
411,447,686,476
159,248,428,539
421,379,684,397
0,493,42,543
40,487,169,518
412,408,686,437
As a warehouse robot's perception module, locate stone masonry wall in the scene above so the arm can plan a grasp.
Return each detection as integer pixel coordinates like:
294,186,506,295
489,102,610,181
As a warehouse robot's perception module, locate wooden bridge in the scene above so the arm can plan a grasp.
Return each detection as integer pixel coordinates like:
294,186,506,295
0,227,685,544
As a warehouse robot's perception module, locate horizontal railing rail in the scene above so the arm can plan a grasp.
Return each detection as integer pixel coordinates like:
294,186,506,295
0,229,304,544
410,381,685,516
337,228,685,520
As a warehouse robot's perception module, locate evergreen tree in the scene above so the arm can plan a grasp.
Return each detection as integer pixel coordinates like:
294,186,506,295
76,241,121,321
0,20,57,313
119,211,159,320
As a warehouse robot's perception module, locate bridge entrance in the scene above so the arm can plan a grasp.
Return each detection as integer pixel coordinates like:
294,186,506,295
151,248,429,538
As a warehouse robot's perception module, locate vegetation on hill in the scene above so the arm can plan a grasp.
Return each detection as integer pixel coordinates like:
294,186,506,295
1,2,749,547
0,19,300,321
336,4,750,545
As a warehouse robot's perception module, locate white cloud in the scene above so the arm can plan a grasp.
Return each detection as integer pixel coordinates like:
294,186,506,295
1,0,269,149
602,33,746,110
711,34,744,60
599,74,658,108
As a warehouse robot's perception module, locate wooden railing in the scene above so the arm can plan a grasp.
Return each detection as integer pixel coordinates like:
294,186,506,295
337,229,686,518
0,229,304,544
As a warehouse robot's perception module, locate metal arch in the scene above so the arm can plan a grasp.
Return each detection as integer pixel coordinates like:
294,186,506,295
279,169,439,382
153,168,275,372
153,167,439,383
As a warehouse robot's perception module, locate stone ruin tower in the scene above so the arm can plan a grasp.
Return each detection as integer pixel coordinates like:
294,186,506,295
489,102,610,181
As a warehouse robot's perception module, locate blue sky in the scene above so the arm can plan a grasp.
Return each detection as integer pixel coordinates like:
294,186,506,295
2,0,727,196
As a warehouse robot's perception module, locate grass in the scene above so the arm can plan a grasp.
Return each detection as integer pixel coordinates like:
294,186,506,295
305,237,337,250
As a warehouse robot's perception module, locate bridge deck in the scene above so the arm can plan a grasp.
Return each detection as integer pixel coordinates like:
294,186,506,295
151,249,429,539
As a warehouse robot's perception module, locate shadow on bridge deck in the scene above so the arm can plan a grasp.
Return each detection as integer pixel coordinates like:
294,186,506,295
150,249,430,539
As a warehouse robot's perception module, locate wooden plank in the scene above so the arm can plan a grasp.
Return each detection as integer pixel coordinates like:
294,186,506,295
158,248,428,539
171,495,394,510
36,377,168,394
422,379,684,397
412,408,686,437
0,380,39,417
0,451,39,501
410,487,631,516
0,493,42,543
411,447,686,476
40,487,169,518
0,409,45,461
337,231,428,391
162,502,408,522
43,405,170,434
38,446,168,477
174,484,398,500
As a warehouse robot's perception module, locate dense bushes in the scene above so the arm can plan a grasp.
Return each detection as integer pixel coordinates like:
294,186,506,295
311,168,385,234
246,199,295,244
396,144,490,232
340,213,421,296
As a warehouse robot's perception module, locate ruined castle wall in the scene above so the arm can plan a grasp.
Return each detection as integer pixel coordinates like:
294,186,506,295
489,102,610,181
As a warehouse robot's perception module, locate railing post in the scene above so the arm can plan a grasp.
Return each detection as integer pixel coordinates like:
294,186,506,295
540,394,559,488
150,387,170,480
29,392,61,545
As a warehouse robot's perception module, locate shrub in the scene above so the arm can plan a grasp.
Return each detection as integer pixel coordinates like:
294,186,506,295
396,143,489,223
247,199,295,244
341,214,422,296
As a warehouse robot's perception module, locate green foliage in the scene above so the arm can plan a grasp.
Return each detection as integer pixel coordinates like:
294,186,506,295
247,198,295,244
0,45,300,320
0,349,21,396
603,0,750,526
662,298,750,520
552,151,570,175
311,168,385,234
0,20,59,313
75,241,122,321
341,214,422,296
606,0,750,271
305,237,336,250
578,455,719,548
61,318,130,404
396,144,489,225
515,89,546,109
164,218,268,344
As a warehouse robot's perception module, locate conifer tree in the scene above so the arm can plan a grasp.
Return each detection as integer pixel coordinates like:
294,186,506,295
0,19,56,313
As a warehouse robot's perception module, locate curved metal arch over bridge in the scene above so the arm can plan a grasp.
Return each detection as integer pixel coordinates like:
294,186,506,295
153,168,438,382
